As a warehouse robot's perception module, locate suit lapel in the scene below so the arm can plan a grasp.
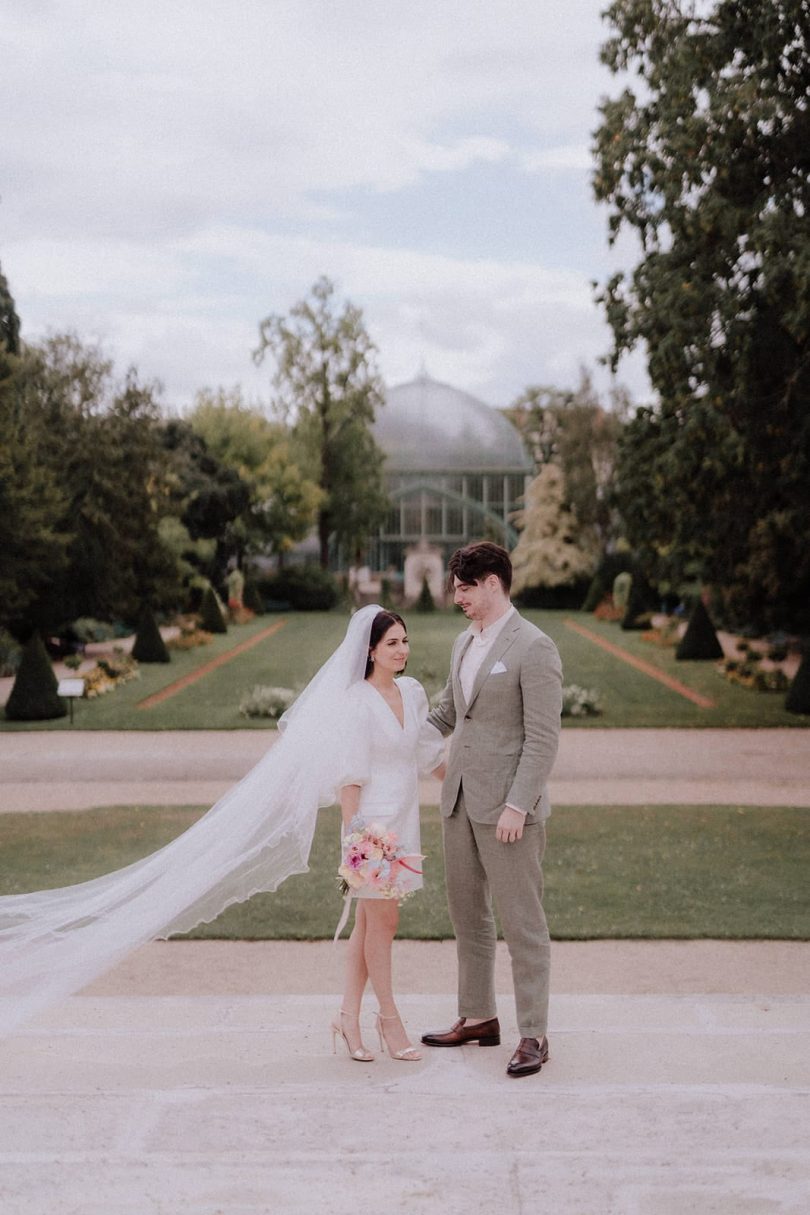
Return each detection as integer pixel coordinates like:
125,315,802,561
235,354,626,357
466,616,521,710
453,632,474,708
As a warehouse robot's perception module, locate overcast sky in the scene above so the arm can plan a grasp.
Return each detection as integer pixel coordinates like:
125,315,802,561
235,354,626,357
1,0,650,411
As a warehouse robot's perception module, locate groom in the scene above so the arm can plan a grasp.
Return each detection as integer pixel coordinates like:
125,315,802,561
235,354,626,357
421,541,562,1077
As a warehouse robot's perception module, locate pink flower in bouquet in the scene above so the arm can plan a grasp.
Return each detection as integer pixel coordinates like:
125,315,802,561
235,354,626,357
338,822,423,899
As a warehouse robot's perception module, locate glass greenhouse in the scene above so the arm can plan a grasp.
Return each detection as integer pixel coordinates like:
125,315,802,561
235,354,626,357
369,373,533,570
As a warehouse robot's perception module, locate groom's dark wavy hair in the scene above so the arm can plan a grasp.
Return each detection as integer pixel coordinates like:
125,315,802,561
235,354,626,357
448,541,512,593
365,610,407,678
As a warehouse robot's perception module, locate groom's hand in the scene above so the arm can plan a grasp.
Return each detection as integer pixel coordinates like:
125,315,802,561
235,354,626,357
495,806,526,844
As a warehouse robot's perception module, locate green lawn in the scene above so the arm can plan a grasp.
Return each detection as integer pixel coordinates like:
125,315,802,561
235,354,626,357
2,609,806,730
3,803,808,939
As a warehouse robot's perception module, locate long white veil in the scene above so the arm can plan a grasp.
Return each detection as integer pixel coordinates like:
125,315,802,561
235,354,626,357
0,604,382,1037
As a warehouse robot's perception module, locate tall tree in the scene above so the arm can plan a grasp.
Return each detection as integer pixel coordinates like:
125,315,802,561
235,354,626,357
188,388,321,566
594,0,810,630
7,335,180,633
510,463,600,598
0,270,70,623
504,369,626,551
254,277,388,567
0,260,21,355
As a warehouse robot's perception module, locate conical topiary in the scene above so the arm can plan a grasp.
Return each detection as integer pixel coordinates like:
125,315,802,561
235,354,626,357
131,606,171,663
416,575,436,612
675,599,724,660
5,633,67,721
243,580,264,615
200,585,228,634
582,573,605,613
785,648,810,714
620,578,653,631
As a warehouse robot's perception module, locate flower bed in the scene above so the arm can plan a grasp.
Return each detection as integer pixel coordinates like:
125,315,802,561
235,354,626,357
83,651,140,698
562,683,603,717
239,685,296,719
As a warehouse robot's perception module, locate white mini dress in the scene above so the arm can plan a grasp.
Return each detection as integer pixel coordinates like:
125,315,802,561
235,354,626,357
340,676,445,898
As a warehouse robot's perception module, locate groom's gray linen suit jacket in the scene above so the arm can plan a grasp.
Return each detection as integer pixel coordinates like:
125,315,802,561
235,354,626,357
427,612,562,825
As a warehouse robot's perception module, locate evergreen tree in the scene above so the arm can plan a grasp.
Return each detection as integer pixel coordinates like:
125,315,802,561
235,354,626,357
675,600,724,661
511,464,599,598
5,634,67,721
785,649,810,715
131,606,171,663
620,576,653,631
595,0,810,631
416,575,436,612
582,573,606,612
254,277,388,567
200,585,228,633
0,260,21,356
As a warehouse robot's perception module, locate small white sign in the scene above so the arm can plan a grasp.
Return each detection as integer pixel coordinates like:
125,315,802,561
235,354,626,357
57,679,85,698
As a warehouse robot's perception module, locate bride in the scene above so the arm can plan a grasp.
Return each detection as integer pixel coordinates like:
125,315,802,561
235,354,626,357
0,605,445,1059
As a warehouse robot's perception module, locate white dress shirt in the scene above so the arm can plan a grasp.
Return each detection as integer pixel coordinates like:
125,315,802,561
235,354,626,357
459,604,516,703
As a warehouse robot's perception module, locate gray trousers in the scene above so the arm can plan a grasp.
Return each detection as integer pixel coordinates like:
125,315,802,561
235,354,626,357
442,789,550,1037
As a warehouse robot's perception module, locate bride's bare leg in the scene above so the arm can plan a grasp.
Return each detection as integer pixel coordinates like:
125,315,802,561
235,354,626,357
338,902,371,1054
362,900,415,1056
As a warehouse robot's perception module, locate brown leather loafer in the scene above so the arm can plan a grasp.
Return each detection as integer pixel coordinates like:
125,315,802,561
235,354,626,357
421,1016,501,1048
506,1035,549,1077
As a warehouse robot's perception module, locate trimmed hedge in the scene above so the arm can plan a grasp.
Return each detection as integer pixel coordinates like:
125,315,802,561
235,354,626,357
131,606,171,663
581,573,606,612
514,579,591,610
256,567,340,611
416,575,436,612
200,586,228,633
676,600,724,661
785,649,810,715
5,633,67,721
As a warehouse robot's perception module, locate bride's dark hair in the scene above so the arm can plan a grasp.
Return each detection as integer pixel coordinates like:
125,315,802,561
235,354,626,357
365,610,407,678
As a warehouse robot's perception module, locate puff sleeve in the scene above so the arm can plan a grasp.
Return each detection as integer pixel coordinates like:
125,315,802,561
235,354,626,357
334,685,372,790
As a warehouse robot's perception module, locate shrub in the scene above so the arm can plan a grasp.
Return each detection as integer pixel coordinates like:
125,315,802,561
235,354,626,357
562,684,603,718
131,606,171,663
5,633,67,721
256,567,340,612
71,618,119,643
581,573,606,612
243,580,265,615
621,576,655,631
676,600,724,660
239,685,296,719
200,585,228,633
785,649,810,715
514,579,591,610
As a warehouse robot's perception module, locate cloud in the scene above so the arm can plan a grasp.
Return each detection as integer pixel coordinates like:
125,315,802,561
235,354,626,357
0,1,648,408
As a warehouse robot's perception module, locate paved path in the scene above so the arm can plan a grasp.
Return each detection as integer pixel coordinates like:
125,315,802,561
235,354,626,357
2,727,809,811
1,942,808,1214
2,730,809,1211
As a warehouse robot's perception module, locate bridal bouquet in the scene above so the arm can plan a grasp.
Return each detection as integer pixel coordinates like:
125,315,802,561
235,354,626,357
338,819,423,900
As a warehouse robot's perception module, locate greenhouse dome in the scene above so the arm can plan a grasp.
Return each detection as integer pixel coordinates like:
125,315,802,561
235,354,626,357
374,373,533,474
368,373,533,569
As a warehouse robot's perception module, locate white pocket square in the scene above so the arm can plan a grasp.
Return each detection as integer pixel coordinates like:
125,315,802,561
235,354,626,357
490,661,508,674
